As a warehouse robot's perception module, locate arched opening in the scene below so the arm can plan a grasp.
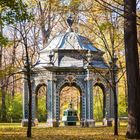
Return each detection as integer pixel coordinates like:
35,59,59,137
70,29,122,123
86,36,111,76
35,84,47,122
93,83,106,122
59,83,82,125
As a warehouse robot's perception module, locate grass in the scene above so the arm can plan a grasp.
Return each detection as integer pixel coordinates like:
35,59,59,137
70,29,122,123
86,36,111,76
0,122,127,140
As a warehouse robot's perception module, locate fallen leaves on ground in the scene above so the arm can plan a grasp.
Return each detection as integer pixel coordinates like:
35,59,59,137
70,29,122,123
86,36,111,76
0,123,127,140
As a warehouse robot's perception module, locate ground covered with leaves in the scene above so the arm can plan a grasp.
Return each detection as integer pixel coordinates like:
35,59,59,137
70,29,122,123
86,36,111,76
0,123,127,140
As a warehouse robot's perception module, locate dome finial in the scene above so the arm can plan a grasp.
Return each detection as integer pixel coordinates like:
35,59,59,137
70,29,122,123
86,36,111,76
67,14,74,27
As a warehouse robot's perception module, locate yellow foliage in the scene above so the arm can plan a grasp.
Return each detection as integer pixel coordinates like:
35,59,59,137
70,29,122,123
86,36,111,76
0,65,16,78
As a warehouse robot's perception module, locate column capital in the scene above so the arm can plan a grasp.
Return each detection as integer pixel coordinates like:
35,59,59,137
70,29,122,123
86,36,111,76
48,78,57,81
84,77,93,81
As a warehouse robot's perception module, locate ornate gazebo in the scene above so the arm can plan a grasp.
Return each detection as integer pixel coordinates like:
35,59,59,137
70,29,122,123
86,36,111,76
22,18,115,127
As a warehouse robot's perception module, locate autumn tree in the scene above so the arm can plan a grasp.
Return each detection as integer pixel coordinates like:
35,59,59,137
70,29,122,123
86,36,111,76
74,0,126,135
84,0,140,138
0,0,34,137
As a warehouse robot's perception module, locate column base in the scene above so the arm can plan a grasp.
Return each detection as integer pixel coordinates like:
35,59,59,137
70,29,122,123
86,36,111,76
103,118,112,126
21,119,28,127
47,120,59,127
84,119,95,127
107,119,113,126
80,120,85,127
21,119,38,127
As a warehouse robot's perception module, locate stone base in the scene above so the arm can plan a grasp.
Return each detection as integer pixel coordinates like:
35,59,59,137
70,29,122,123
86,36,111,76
103,118,108,126
81,121,85,127
21,119,28,127
84,120,95,127
47,120,59,127
21,119,38,127
107,119,113,126
103,118,112,126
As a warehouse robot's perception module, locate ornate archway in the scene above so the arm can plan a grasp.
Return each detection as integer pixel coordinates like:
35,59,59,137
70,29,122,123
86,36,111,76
35,83,47,122
93,83,106,121
54,78,86,125
59,85,81,122
58,82,84,120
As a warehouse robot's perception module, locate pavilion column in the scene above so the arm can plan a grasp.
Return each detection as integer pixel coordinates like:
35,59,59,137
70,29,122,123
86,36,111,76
107,76,118,125
85,69,95,127
31,79,38,125
105,88,110,118
79,92,86,127
21,74,29,126
55,91,59,123
81,93,86,120
53,79,59,126
109,87,114,118
105,87,114,118
47,76,59,127
102,87,113,126
21,75,38,126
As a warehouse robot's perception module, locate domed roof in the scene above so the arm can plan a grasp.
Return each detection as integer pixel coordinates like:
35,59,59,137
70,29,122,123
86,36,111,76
35,17,108,70
40,29,101,53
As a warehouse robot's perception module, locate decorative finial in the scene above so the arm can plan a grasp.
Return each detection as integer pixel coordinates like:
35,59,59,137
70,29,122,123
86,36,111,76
67,15,74,27
48,50,54,65
86,50,92,65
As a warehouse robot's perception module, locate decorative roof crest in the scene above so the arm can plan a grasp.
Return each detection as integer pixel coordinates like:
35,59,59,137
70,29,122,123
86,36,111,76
67,14,74,27
65,73,76,86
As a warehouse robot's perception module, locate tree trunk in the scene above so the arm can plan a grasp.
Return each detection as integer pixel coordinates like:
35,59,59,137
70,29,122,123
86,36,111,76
124,0,140,138
113,68,118,136
0,13,2,68
38,1,51,48
110,57,118,136
1,84,7,122
23,36,32,138
0,13,7,122
26,64,32,138
25,45,32,137
11,27,17,98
